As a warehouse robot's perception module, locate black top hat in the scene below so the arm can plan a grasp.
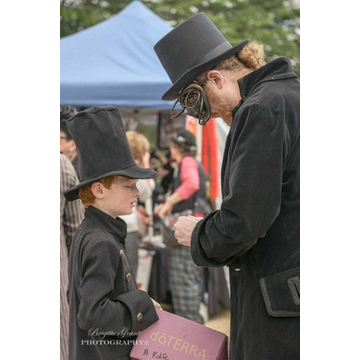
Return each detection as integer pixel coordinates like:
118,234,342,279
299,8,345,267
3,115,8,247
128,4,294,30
154,13,249,101
169,129,197,154
64,106,157,201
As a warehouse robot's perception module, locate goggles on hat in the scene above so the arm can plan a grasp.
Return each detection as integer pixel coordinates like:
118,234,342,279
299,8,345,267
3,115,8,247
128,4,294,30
170,82,211,126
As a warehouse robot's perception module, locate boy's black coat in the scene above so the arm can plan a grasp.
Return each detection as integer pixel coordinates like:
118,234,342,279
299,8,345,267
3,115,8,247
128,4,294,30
68,206,158,360
191,57,300,360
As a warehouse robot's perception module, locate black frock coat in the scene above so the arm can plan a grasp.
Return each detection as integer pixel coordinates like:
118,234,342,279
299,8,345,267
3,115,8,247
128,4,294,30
191,57,300,360
68,206,158,360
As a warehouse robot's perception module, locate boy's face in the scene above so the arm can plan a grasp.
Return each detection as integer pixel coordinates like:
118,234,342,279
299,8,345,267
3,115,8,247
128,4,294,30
99,176,140,218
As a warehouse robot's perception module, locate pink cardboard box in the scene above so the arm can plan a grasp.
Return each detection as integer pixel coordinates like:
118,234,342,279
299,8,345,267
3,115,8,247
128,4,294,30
130,309,228,360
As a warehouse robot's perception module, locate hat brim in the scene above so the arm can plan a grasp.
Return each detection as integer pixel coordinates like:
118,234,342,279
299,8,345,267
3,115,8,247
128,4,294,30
168,135,197,154
162,40,250,101
64,165,157,202
168,134,181,145
168,134,193,148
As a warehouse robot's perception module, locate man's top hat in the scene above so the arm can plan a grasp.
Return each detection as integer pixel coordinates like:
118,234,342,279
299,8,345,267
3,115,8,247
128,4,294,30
64,106,157,201
154,13,249,101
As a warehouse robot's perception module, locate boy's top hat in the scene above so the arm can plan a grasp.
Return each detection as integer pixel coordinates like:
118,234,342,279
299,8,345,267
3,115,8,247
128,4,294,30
154,13,249,101
64,106,157,201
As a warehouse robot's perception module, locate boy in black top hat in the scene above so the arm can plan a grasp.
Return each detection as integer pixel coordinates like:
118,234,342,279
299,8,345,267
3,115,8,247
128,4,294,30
64,106,160,360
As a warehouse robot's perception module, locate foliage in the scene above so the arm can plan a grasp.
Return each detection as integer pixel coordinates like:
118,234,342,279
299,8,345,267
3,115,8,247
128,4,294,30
60,0,300,76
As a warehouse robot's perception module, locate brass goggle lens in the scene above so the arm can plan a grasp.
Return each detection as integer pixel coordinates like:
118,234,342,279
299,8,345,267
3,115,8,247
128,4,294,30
171,83,211,125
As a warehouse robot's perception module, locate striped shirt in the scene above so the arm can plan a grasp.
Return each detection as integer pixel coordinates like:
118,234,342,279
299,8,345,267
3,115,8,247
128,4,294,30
60,154,84,360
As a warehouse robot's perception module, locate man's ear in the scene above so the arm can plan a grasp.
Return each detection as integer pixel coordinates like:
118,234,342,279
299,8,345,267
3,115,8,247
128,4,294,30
91,182,104,199
207,70,224,89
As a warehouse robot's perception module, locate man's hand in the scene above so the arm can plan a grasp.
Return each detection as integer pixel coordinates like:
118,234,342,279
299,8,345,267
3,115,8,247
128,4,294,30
174,215,203,247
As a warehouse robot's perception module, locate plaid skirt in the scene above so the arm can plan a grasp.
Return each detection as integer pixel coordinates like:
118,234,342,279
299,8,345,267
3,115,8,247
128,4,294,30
169,246,203,324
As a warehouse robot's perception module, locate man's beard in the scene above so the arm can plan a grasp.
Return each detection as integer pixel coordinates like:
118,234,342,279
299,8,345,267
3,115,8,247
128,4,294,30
208,90,233,126
220,111,233,126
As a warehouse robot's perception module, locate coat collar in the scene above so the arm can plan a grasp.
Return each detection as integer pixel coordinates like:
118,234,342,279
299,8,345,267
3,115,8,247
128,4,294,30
232,57,297,116
85,206,127,246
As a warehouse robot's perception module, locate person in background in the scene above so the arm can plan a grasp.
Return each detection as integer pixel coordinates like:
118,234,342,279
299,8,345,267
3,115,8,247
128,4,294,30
150,148,176,206
60,105,80,179
60,154,84,360
154,129,211,324
159,149,176,197
149,148,161,172
120,131,156,277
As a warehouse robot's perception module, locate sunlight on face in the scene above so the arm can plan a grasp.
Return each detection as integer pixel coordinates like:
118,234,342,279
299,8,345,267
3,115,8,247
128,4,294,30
102,176,140,217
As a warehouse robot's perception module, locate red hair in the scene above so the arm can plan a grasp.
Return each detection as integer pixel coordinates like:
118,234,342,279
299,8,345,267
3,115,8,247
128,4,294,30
78,176,117,208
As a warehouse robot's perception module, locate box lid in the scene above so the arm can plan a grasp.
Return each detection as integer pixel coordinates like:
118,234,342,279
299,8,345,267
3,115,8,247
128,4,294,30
131,309,228,360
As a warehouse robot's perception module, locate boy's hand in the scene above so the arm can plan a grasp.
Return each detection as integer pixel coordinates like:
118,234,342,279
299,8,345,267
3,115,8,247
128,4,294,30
151,298,163,310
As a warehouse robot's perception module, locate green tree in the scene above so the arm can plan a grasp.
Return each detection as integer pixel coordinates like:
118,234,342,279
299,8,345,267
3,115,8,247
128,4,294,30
60,0,299,76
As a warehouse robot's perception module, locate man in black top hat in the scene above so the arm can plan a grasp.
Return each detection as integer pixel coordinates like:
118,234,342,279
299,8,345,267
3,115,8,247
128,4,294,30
154,13,300,360
64,106,161,360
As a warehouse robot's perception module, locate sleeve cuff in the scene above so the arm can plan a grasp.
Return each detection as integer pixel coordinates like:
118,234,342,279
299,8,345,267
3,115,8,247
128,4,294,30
115,290,159,333
190,210,225,267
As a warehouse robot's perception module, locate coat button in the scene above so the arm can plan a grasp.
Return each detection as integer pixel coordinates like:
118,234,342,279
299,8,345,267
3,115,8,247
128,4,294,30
120,250,125,258
137,313,143,322
126,273,132,282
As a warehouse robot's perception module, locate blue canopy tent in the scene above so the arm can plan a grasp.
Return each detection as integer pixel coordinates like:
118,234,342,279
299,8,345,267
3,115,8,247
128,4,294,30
60,1,174,109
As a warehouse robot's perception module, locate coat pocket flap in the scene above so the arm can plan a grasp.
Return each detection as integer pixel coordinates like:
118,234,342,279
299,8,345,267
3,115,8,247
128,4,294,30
259,266,300,317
